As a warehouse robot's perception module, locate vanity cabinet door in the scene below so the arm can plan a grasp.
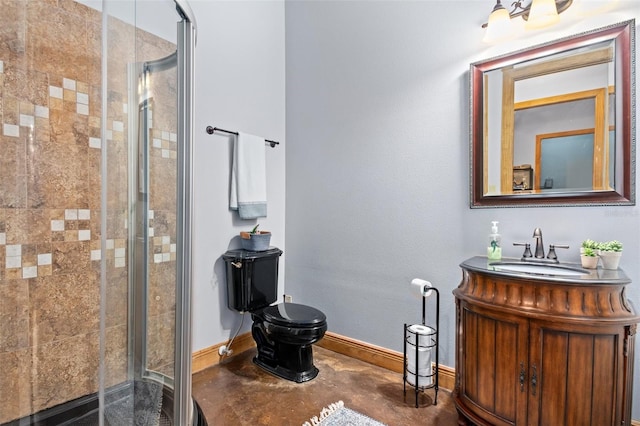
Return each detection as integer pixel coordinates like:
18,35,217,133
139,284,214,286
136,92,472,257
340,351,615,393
457,303,529,426
527,321,625,426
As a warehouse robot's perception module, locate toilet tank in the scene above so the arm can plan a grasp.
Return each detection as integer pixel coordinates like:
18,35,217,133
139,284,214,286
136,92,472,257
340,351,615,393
222,247,283,312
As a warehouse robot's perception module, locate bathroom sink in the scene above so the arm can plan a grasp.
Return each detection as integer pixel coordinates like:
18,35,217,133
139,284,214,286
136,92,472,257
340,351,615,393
488,261,591,277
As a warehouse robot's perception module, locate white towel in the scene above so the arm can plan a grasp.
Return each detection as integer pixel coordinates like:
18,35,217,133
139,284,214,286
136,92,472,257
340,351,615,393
230,132,267,219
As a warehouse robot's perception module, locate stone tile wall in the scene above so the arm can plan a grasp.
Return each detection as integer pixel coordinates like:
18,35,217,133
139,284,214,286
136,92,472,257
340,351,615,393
0,1,178,422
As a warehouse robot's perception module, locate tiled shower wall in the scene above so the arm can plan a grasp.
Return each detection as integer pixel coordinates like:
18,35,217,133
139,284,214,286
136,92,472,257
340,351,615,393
0,0,177,423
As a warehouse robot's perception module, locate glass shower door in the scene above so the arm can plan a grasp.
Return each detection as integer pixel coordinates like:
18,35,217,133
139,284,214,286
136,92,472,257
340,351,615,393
101,0,199,425
0,0,199,424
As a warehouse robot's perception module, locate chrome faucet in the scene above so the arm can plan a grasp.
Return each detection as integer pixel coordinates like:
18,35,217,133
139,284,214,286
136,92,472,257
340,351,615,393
513,228,570,263
532,228,545,258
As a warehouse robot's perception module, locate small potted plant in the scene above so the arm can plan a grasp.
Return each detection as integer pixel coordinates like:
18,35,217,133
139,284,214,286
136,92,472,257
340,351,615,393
598,240,622,270
240,224,271,251
580,239,599,255
580,247,599,269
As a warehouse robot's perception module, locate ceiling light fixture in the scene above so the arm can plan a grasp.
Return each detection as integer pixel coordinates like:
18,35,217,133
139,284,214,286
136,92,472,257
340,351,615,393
482,0,573,42
483,1,513,43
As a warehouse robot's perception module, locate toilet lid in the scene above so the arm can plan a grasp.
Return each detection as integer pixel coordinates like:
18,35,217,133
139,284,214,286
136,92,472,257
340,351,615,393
262,303,327,327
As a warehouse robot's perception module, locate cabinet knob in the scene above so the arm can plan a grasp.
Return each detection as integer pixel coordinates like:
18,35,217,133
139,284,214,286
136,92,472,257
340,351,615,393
519,362,526,392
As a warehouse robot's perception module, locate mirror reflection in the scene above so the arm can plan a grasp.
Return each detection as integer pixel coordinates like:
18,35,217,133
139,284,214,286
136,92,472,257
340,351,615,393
470,20,635,207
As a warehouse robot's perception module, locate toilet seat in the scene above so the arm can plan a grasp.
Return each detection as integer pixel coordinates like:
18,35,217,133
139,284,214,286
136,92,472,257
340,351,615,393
251,302,327,382
262,303,326,328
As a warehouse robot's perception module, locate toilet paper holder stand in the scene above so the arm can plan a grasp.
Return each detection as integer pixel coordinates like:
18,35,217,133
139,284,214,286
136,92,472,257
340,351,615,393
403,284,439,408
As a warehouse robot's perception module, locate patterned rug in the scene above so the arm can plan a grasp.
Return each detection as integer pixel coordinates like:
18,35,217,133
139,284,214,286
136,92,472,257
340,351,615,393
302,401,386,426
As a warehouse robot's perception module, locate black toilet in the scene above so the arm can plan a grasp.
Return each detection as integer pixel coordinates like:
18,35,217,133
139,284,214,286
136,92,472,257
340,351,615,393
222,247,327,383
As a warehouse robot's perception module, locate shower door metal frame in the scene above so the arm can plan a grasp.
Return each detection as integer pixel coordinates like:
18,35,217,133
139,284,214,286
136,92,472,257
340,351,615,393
118,1,197,425
174,11,196,425
129,50,179,387
99,0,196,424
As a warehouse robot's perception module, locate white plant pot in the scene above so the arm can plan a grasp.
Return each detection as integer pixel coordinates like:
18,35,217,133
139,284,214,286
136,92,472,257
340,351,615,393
580,255,599,269
598,251,622,270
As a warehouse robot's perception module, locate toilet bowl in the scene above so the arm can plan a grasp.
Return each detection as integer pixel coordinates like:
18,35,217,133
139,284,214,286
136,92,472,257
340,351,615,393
252,303,327,382
222,248,327,383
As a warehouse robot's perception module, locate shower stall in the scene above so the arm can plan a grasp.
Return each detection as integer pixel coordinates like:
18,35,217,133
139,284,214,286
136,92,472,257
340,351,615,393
0,0,204,424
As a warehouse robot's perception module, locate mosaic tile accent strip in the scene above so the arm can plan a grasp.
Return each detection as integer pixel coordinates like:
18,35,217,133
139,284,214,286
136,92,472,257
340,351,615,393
51,209,92,242
0,207,155,275
152,128,178,159
114,239,126,268
3,101,48,138
153,235,176,264
148,208,175,264
0,207,100,279
3,74,87,140
89,238,127,269
61,77,89,115
86,102,130,151
4,243,53,279
50,77,91,126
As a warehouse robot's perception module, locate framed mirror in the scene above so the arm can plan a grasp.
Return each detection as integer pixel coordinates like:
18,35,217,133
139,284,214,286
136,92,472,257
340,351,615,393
470,20,635,208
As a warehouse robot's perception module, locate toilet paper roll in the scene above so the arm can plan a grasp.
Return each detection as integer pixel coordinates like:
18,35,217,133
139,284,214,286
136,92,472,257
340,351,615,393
406,365,431,378
407,345,431,354
407,348,431,371
410,278,433,298
407,324,435,347
407,366,431,375
406,370,433,387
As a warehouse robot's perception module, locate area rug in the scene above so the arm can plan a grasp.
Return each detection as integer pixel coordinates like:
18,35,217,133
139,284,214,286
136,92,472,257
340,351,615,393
302,400,387,426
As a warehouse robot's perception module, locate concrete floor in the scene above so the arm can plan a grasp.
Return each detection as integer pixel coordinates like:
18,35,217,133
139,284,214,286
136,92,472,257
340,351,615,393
192,346,459,425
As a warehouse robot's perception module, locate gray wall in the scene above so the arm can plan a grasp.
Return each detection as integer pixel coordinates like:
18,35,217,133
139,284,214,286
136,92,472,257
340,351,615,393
284,0,640,418
190,0,286,351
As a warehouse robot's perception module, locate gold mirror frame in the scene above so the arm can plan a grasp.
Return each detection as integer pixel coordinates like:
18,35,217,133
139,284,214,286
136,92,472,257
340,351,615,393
470,20,635,208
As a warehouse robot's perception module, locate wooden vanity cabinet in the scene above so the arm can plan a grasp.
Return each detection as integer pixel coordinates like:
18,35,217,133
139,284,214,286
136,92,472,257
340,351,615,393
453,258,639,426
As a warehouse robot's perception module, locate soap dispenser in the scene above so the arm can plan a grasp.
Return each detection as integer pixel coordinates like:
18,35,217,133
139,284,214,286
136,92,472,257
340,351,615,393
487,221,502,261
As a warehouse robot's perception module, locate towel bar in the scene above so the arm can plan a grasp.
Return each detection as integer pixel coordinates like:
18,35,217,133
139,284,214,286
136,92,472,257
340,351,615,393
206,125,279,148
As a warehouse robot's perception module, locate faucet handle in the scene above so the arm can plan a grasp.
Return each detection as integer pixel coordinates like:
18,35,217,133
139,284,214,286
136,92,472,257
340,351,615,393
513,242,532,259
546,244,569,261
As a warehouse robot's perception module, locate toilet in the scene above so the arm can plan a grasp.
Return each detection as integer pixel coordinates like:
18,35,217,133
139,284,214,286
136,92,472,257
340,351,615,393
222,247,327,383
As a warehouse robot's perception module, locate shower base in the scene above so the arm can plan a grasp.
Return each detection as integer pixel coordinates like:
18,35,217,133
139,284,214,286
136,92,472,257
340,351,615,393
1,380,207,426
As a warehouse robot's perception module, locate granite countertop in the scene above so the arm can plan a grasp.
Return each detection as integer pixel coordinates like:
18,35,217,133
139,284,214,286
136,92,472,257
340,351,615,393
460,256,631,285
